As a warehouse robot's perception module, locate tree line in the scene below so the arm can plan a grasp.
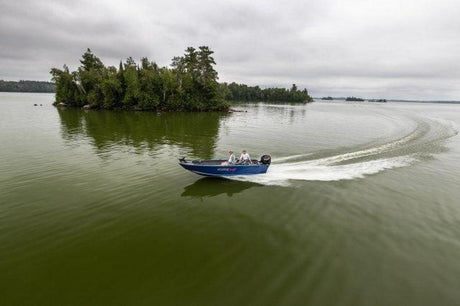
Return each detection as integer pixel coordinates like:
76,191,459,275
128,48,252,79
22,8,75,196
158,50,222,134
0,80,55,93
50,47,313,111
221,82,312,103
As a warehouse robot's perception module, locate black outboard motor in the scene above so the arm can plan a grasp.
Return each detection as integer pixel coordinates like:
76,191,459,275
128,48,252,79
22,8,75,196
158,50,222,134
260,155,271,165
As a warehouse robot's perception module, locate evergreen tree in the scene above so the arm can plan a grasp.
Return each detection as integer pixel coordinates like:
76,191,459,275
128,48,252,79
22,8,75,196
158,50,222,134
123,61,140,107
50,65,83,106
77,49,105,106
138,58,160,109
101,66,122,109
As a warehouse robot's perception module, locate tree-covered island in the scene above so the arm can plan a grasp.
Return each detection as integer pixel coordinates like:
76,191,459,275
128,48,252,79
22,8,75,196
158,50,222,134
51,47,312,112
345,96,365,101
345,97,387,102
368,98,387,102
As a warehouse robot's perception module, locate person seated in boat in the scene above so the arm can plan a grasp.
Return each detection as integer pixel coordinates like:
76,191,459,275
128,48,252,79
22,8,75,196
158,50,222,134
238,150,253,164
221,150,236,165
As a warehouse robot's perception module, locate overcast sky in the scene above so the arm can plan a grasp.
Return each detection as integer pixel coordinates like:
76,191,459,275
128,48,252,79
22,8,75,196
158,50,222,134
1,0,459,99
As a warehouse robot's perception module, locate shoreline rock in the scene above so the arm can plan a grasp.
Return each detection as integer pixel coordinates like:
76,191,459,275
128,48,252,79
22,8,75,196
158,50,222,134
229,108,247,113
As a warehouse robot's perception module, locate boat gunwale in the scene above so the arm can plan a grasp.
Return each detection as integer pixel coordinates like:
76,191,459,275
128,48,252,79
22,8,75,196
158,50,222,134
179,159,265,167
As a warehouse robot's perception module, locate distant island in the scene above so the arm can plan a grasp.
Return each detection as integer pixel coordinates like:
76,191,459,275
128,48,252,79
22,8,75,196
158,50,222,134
319,96,387,102
345,97,387,102
0,80,55,93
345,96,365,102
50,47,312,112
368,99,387,102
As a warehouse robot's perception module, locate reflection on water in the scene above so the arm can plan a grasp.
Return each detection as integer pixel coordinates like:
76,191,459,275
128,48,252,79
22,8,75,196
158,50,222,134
181,177,261,198
57,109,227,158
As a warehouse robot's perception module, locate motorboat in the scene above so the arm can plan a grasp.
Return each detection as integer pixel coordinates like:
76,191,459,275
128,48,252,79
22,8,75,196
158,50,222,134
179,155,271,177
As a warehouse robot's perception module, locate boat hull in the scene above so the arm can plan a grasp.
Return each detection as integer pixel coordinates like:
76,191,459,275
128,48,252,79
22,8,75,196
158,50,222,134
179,160,269,177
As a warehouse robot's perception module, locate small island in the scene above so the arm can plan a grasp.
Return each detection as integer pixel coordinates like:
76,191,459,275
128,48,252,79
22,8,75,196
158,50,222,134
368,99,387,102
51,47,312,112
345,96,365,102
321,96,334,100
343,97,387,102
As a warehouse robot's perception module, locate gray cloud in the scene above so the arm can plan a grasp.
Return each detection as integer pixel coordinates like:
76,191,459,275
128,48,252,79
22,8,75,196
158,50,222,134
1,0,459,99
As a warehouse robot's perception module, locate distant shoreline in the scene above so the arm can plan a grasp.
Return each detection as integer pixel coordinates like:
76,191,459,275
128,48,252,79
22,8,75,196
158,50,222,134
0,80,55,93
1,91,458,105
315,97,460,104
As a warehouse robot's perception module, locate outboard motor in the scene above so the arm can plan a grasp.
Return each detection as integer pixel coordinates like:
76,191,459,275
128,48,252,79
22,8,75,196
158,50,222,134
260,155,271,165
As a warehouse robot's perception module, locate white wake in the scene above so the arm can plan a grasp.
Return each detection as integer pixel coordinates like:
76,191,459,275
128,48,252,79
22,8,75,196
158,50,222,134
231,127,421,185
230,115,456,186
232,155,415,186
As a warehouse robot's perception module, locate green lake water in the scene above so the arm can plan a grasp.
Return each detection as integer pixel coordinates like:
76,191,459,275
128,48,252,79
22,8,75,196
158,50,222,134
1,92,460,305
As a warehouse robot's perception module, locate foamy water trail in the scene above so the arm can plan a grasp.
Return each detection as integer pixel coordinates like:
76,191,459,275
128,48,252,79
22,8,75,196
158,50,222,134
306,133,418,166
232,129,419,185
230,116,457,186
233,156,416,186
271,154,312,162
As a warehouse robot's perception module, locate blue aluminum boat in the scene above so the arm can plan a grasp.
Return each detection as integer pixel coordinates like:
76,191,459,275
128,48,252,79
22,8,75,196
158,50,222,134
179,155,271,177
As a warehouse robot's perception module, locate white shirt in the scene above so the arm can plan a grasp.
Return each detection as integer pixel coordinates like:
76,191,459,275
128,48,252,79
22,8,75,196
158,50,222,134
240,153,251,161
228,154,236,164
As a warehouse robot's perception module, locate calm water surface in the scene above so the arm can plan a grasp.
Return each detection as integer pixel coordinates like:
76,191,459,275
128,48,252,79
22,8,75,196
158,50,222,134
1,92,460,305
